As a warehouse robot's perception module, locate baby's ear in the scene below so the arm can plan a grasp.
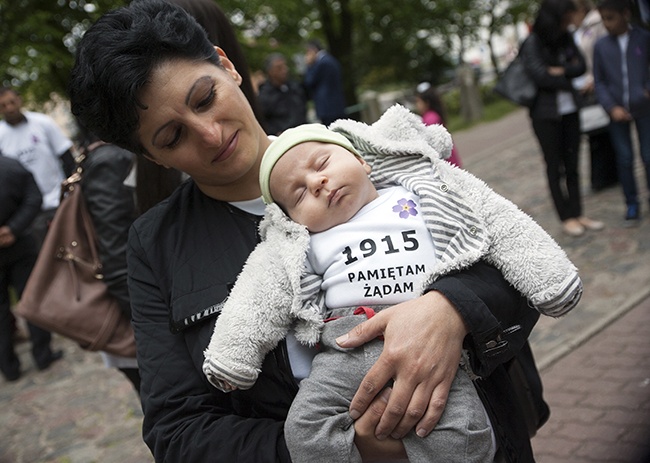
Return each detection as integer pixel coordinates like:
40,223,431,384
356,155,372,174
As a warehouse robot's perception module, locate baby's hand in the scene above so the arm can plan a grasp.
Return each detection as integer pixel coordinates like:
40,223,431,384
221,382,238,392
202,359,241,393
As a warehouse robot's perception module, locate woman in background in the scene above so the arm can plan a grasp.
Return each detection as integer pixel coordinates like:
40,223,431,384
521,0,604,236
415,82,462,168
572,0,619,192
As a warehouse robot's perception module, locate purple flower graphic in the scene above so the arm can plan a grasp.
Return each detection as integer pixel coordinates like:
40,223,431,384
392,198,418,219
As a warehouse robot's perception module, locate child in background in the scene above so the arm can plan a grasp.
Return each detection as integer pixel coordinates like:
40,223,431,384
203,106,582,462
415,82,462,167
593,0,650,225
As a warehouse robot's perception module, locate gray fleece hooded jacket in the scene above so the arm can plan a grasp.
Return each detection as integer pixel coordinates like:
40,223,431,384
203,104,581,392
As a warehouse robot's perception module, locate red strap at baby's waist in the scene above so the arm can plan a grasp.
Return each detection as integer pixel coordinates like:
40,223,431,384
323,306,377,323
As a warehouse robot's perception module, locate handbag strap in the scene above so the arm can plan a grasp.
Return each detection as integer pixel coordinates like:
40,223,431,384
60,140,106,197
59,154,105,279
85,141,107,153
60,151,86,200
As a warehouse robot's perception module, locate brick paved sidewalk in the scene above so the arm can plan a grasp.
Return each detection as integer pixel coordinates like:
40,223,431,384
531,297,650,463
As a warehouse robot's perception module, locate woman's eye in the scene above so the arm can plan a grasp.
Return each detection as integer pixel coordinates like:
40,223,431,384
198,86,216,109
165,129,182,149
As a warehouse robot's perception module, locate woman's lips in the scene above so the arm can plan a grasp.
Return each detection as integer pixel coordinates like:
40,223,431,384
212,131,238,163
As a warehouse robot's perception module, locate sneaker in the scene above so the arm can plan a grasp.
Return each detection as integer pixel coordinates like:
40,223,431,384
562,218,585,237
577,216,605,231
624,204,640,227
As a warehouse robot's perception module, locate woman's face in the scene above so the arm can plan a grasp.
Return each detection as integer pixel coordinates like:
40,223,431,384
136,49,270,201
572,7,588,27
414,96,427,116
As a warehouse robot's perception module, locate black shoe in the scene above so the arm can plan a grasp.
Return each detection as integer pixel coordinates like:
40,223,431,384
3,369,21,382
36,350,63,371
624,204,640,227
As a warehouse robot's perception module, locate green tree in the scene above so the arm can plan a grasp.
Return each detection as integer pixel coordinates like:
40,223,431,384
1,0,532,112
219,0,533,112
478,0,536,74
0,0,123,105
220,0,470,112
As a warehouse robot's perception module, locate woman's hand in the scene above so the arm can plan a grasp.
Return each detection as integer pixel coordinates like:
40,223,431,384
0,226,16,248
354,388,408,462
610,106,632,122
580,80,595,94
336,291,468,440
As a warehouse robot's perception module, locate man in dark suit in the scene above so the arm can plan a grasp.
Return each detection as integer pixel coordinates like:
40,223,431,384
303,39,347,126
0,156,62,382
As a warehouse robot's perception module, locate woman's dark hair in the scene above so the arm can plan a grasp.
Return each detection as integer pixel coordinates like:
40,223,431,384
134,159,184,215
168,0,263,124
68,0,221,155
532,0,578,46
73,117,101,152
417,84,448,126
124,0,267,214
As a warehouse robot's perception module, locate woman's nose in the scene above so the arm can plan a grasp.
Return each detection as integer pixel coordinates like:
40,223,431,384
196,119,223,147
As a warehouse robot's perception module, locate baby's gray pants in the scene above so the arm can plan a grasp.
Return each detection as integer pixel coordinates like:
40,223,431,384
285,312,495,463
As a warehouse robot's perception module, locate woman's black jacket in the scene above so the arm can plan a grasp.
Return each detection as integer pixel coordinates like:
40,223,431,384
521,32,587,120
127,179,545,463
81,144,137,318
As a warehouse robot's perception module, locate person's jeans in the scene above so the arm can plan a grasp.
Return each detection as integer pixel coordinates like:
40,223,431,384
532,113,582,221
608,113,650,206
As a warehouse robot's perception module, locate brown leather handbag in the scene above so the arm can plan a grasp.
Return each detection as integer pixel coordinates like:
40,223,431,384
16,162,136,357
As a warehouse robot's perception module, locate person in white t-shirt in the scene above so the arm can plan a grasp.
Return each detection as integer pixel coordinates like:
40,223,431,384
0,86,75,246
203,121,582,463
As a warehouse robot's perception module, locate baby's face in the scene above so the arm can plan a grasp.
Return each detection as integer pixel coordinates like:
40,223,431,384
269,141,378,233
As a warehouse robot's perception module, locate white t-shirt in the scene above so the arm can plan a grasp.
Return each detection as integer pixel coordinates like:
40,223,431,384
556,90,577,116
307,186,437,309
618,31,630,108
0,111,73,209
231,187,439,382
